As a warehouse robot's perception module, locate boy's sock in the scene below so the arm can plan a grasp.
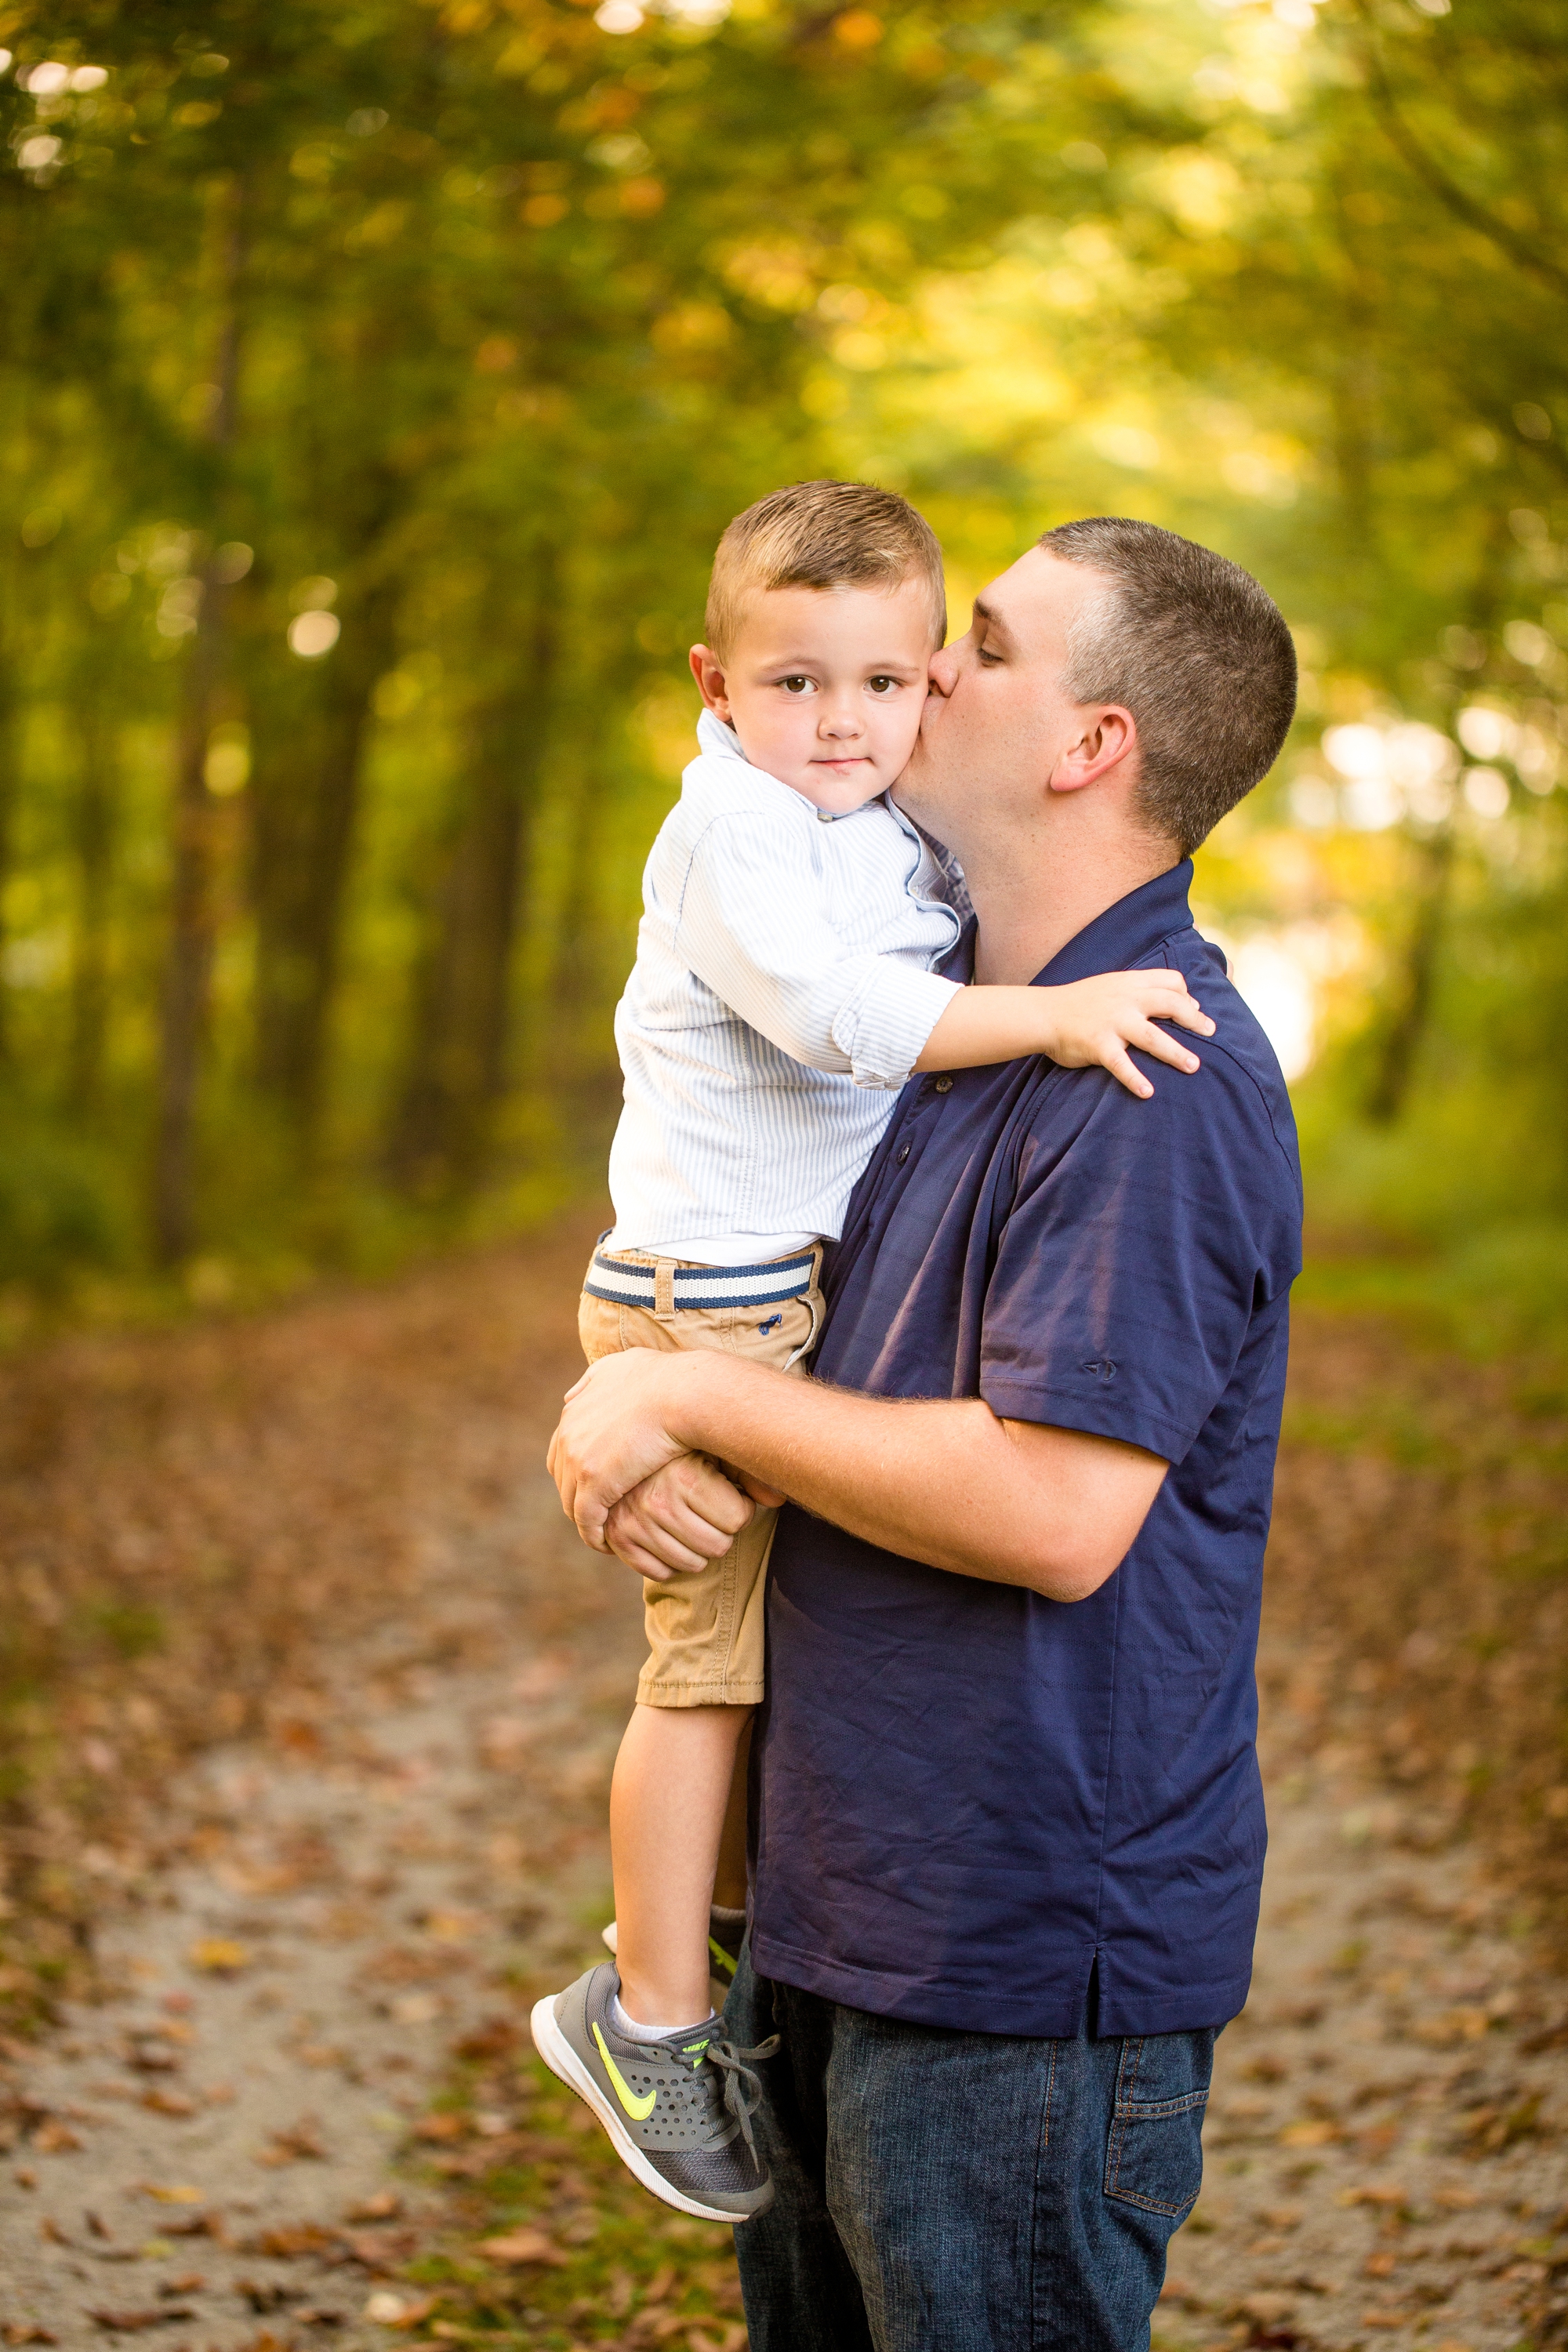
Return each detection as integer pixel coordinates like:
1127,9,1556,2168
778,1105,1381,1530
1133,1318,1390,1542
609,1990,717,2045
710,1904,746,1927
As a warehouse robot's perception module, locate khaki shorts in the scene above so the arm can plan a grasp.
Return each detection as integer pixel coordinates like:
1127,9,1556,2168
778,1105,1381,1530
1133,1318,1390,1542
578,1244,822,1709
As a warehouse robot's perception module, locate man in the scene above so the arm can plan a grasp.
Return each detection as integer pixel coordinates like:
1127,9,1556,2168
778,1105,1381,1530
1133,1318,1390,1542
550,517,1304,2350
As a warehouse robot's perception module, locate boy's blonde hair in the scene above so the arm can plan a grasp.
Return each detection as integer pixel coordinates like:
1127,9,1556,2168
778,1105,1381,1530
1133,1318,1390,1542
705,480,946,662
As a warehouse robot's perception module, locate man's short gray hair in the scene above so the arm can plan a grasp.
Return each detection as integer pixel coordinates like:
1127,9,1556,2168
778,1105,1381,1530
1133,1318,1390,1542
1040,517,1297,856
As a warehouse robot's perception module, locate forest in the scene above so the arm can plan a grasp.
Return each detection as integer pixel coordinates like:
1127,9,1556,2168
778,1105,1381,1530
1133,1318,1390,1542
1,6,1566,2346
0,0,1561,1323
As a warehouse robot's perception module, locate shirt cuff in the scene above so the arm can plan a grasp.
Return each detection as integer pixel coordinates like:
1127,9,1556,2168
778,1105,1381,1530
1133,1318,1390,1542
979,1375,1189,1465
831,967,960,1091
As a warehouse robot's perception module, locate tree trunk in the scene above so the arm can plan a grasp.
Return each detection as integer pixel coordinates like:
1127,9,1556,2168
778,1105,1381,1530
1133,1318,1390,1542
67,686,118,1113
0,639,17,1072
1366,524,1512,1125
1365,826,1454,1123
389,561,558,1191
547,742,624,1145
152,587,226,1263
250,572,398,1143
151,182,245,1266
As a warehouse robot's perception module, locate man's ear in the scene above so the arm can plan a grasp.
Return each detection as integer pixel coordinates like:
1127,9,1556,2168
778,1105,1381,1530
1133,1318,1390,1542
1047,706,1137,795
690,644,731,720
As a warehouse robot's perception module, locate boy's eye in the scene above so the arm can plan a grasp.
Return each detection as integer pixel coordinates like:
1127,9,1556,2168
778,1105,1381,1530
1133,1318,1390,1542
867,675,901,695
779,675,814,695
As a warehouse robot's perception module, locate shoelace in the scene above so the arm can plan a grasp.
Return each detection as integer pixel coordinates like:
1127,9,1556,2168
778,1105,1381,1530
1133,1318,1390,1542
698,2034,781,2172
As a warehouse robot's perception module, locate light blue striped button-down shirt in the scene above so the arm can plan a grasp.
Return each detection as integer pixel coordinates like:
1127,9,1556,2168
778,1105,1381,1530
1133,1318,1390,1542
606,712,964,1265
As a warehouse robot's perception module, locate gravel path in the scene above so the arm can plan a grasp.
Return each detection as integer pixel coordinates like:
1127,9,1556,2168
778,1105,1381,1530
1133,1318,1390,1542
0,1236,1561,2351
1156,1690,1565,2351
0,1229,646,2348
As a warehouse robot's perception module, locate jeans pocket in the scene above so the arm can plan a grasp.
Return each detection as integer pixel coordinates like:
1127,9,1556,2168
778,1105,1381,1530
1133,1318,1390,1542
1102,2030,1214,2219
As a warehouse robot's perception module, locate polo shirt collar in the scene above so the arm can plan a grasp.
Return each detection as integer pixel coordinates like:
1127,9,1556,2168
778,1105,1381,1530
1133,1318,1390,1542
1036,858,1196,987
944,860,1197,991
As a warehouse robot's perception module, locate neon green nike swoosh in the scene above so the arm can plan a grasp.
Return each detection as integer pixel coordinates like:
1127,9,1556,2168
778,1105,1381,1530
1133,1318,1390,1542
592,2022,657,2121
708,1936,738,1977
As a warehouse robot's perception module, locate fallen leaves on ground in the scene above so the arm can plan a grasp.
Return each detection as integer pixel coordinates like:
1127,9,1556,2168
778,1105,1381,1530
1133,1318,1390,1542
30,2120,82,2154
84,2309,196,2333
254,2113,328,2165
186,1938,250,1976
347,2192,404,2223
242,2223,339,2259
362,2289,437,2328
1268,1306,1568,1955
474,2224,568,2265
0,1224,594,2026
3,1239,1566,2352
140,2089,196,2118
383,2045,746,2344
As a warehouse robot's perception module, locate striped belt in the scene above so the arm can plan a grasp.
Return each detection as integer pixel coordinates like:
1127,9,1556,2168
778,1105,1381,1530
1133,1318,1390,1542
584,1248,816,1312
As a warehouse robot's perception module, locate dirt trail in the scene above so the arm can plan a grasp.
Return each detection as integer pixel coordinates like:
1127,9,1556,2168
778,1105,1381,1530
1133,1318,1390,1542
1156,1679,1566,2351
0,1229,1563,2350
0,1221,648,2347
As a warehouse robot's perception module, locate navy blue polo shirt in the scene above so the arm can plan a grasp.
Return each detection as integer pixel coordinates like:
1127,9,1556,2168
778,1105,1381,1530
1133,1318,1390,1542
751,860,1303,2040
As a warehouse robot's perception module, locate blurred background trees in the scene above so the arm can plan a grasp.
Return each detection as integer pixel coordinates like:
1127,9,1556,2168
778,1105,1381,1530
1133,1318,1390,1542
0,0,1562,1329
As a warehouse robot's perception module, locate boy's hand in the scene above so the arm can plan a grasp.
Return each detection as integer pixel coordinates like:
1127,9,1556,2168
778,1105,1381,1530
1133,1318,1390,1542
914,967,1214,1091
1042,970,1214,1100
604,1455,755,1581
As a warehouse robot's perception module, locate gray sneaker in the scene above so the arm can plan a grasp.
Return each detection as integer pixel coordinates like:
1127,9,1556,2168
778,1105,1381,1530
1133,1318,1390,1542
529,1962,779,2224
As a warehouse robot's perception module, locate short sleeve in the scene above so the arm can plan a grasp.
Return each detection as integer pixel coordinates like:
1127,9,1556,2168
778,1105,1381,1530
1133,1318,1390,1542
978,1050,1301,1463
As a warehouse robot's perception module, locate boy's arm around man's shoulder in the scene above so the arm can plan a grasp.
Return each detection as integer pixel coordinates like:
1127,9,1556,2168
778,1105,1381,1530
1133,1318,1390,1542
670,808,958,1085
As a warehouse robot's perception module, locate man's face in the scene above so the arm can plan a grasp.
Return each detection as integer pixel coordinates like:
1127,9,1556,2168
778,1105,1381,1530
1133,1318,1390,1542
895,546,1107,853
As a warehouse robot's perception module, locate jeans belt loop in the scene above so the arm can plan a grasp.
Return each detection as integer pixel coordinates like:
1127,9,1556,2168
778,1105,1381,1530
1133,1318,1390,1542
653,1258,677,1318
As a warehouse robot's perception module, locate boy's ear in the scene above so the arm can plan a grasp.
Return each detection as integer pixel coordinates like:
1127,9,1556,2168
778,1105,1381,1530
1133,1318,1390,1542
690,644,731,718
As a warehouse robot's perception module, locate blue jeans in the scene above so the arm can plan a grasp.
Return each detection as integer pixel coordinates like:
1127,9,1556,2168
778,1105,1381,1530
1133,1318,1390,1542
725,1944,1216,2352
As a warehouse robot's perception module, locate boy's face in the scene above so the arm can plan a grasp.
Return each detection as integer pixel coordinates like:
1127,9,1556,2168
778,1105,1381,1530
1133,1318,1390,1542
689,576,937,815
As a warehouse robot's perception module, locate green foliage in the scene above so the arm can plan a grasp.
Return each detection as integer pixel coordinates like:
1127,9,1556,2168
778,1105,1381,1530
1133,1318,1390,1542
82,1599,165,1660
0,0,1558,1292
0,1100,129,1287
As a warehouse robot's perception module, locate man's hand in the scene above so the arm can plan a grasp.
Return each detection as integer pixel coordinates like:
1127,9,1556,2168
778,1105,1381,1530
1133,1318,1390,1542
547,1347,713,1550
548,1345,1167,1604
604,1454,755,1581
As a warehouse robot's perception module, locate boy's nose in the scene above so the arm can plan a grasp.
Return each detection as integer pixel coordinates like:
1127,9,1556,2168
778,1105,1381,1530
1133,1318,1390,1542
820,705,864,738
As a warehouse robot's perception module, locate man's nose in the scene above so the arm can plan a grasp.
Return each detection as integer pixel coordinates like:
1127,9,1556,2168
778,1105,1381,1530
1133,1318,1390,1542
927,641,961,697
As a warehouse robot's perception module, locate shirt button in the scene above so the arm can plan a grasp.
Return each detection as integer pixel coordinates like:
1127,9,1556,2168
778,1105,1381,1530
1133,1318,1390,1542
816,807,834,824
895,1142,910,1165
934,1076,953,1093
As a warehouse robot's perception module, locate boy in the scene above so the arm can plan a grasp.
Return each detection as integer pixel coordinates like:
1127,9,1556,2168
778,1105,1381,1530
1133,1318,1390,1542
531,482,1211,2223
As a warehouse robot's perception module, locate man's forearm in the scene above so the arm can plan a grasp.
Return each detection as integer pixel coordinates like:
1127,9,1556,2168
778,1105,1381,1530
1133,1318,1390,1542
648,1353,1161,1602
